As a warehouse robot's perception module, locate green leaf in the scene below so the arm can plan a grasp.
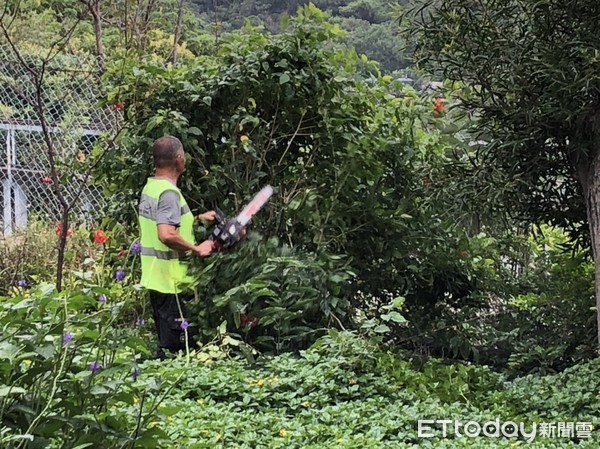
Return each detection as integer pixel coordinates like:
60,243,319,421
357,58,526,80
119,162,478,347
136,427,170,448
0,386,26,397
374,324,391,333
37,284,56,298
0,342,19,361
11,298,35,310
383,311,407,324
36,345,54,360
279,73,290,84
158,405,181,417
391,296,405,310
90,385,109,395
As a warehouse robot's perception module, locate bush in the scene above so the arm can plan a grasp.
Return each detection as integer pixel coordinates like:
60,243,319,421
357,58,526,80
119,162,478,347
117,331,600,448
0,283,165,448
188,233,355,354
386,225,596,375
0,222,98,295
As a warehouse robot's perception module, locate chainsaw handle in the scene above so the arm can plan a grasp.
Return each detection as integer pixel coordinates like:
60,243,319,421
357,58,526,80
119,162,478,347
214,207,226,225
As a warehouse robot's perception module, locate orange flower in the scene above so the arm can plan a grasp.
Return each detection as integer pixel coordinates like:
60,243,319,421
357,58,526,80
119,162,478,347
433,97,445,116
42,175,53,186
93,230,108,244
56,223,73,238
115,101,124,111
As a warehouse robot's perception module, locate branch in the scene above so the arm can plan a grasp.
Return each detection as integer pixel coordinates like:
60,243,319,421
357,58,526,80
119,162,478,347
277,110,307,166
67,126,126,214
1,0,22,31
168,0,186,64
139,0,158,49
0,21,38,79
43,17,82,67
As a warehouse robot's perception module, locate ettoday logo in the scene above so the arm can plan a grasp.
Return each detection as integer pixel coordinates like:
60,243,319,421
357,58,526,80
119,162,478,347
417,419,593,442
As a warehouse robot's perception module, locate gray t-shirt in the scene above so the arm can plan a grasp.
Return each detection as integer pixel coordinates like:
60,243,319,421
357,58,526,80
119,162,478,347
156,190,181,227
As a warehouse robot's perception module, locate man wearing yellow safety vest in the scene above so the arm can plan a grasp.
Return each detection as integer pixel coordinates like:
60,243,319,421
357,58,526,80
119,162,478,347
138,136,216,360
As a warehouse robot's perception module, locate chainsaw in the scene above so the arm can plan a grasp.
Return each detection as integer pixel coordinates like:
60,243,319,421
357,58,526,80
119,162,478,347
209,185,273,250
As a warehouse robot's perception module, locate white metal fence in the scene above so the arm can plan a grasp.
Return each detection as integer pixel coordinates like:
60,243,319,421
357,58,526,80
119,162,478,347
0,46,118,235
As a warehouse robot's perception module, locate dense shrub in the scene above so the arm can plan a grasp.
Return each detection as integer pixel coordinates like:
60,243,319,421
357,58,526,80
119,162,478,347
393,226,596,375
0,222,98,296
187,233,355,353
121,331,600,448
0,283,163,448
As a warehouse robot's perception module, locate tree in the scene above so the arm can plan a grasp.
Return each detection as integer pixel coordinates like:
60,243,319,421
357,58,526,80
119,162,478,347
333,16,408,73
100,5,479,329
406,0,600,344
78,0,105,65
0,1,123,291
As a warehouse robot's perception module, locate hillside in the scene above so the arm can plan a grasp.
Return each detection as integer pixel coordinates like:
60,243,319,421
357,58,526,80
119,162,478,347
190,0,413,73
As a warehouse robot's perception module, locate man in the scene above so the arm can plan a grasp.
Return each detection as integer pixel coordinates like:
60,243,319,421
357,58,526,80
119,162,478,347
138,135,216,360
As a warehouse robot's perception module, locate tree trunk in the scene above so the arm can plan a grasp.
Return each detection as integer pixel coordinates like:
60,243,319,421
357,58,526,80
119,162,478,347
170,0,185,64
91,2,105,67
79,0,105,67
579,143,600,347
56,209,69,292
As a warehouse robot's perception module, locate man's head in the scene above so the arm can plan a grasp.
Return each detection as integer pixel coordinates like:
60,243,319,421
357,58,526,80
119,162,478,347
153,136,185,174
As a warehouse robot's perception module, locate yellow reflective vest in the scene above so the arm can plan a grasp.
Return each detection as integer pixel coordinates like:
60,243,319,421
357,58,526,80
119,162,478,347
138,178,195,294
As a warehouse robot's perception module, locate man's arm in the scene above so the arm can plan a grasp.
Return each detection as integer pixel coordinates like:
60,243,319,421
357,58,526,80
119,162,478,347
157,224,196,252
156,190,215,257
158,224,214,256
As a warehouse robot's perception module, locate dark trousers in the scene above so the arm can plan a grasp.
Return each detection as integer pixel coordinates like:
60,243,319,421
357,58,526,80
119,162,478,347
149,290,190,357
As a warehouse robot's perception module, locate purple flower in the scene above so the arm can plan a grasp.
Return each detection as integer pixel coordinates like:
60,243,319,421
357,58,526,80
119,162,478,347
180,320,189,330
98,294,107,304
136,318,146,327
131,242,142,255
63,332,73,343
132,368,141,380
17,280,26,288
115,270,126,282
89,361,101,373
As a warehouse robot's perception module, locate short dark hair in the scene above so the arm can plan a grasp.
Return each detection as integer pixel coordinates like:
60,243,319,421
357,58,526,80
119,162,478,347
153,136,183,169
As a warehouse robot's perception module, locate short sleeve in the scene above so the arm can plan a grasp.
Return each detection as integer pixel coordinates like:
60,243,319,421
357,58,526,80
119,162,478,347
156,190,182,227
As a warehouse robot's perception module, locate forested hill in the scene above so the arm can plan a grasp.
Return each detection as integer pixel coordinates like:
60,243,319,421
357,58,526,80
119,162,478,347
2,0,413,74
190,0,414,73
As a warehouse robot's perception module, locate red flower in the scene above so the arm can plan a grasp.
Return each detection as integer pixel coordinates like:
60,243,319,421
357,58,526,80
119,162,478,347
42,175,53,186
115,101,124,111
117,249,128,258
240,313,259,329
93,229,108,244
56,223,73,238
433,97,445,116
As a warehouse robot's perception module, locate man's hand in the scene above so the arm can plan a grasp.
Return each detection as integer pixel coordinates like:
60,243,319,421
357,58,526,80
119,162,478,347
193,240,216,257
197,211,217,223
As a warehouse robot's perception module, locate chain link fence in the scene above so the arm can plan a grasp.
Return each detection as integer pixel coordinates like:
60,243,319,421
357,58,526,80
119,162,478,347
0,45,118,235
